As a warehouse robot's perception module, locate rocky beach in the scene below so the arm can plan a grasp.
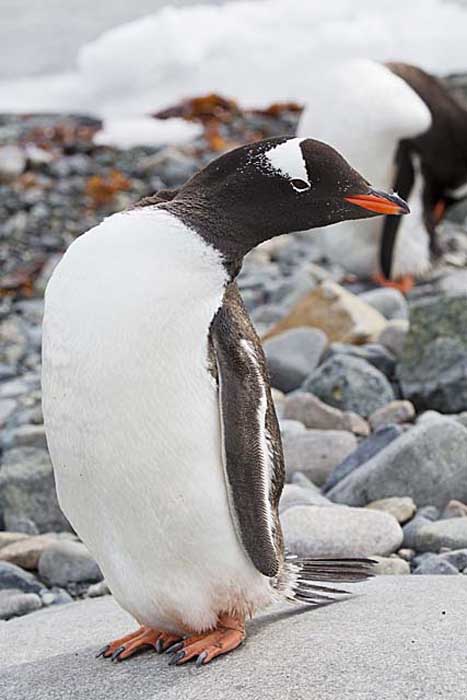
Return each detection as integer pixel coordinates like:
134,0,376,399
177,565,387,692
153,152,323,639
1,78,467,624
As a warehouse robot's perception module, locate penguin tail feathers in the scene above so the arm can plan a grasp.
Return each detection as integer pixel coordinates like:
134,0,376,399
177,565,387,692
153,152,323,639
279,555,376,608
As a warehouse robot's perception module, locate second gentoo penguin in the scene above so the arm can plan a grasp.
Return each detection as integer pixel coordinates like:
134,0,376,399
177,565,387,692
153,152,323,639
298,60,467,291
42,137,408,667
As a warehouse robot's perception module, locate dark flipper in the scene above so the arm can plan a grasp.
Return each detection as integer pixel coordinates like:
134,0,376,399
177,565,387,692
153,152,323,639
380,141,415,279
210,283,284,578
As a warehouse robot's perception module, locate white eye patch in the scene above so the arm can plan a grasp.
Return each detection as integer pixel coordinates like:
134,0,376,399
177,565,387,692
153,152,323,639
264,137,311,188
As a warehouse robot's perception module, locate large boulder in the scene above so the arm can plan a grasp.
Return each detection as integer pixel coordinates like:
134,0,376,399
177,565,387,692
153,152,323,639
328,417,467,509
281,504,403,557
0,447,71,533
302,355,395,417
397,292,467,412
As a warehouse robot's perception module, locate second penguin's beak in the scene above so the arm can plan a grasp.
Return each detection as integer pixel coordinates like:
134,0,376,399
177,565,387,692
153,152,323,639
344,189,410,216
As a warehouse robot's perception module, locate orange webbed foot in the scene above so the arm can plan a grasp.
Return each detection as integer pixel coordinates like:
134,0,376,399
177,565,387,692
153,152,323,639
96,626,182,662
372,272,415,294
166,613,245,667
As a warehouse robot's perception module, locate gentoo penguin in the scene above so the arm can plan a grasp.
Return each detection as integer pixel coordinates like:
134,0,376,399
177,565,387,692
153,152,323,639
42,137,407,667
298,60,467,291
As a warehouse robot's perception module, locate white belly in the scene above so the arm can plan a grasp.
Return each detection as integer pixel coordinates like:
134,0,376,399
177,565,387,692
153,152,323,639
42,208,271,634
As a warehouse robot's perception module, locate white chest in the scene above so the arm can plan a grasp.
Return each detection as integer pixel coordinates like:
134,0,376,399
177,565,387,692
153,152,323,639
42,209,270,632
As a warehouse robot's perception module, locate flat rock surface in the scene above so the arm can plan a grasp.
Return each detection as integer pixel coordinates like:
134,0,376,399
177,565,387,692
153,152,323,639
1,577,466,700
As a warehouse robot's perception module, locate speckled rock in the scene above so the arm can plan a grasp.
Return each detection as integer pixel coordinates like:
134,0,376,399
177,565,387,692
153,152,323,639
0,447,71,533
0,590,42,620
412,555,459,575
397,293,467,412
442,500,467,519
0,561,43,594
282,429,357,485
324,342,396,378
281,505,403,558
302,355,395,417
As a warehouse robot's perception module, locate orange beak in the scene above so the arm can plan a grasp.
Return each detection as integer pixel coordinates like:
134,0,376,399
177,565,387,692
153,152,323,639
345,189,410,216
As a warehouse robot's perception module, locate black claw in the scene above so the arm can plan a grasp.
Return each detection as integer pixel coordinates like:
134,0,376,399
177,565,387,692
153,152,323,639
111,645,125,662
168,650,185,666
166,641,184,655
155,638,164,654
195,651,208,668
96,645,110,659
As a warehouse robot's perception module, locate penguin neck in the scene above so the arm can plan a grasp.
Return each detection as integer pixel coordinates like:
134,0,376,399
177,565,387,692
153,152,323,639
161,195,259,280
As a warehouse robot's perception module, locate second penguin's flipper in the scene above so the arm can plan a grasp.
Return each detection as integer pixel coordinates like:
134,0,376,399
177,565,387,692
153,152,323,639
380,141,416,279
209,283,284,579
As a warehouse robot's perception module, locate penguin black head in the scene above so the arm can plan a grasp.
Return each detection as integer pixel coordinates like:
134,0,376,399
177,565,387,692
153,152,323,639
166,136,409,263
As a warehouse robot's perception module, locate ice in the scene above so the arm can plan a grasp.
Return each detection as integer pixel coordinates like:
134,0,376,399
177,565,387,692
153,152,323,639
1,0,466,117
94,117,202,148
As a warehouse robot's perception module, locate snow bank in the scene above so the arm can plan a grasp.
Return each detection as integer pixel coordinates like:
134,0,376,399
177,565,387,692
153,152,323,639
1,0,467,116
93,117,202,148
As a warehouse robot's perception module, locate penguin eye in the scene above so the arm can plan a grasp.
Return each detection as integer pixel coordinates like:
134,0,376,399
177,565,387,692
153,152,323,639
290,178,311,192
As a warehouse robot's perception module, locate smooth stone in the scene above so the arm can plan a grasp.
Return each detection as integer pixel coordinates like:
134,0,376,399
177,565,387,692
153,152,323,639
398,548,415,561
302,355,395,417
1,424,47,450
282,392,369,435
372,556,411,575
263,327,327,393
281,505,403,557
327,418,467,509
2,579,467,699
282,430,357,486
279,483,332,513
369,400,415,431
38,541,103,587
0,447,71,533
86,580,111,598
436,549,467,571
324,342,396,378
0,534,59,570
279,419,306,440
366,497,416,524
378,320,409,357
323,425,402,492
0,590,42,620
358,287,408,321
402,507,440,549
263,280,387,344
412,555,459,575
397,293,467,412
5,516,40,535
0,145,26,179
0,532,29,551
0,561,43,594
442,500,467,519
414,519,467,552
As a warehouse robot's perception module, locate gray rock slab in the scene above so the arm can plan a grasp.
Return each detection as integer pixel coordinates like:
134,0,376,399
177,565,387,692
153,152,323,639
2,578,467,700
327,418,467,509
414,518,467,552
303,355,395,417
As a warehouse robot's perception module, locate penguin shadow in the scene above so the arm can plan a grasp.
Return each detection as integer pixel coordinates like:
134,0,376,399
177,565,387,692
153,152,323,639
247,594,359,641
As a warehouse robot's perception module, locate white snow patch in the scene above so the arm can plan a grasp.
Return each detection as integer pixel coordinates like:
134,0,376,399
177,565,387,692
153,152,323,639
0,0,466,117
93,116,202,148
